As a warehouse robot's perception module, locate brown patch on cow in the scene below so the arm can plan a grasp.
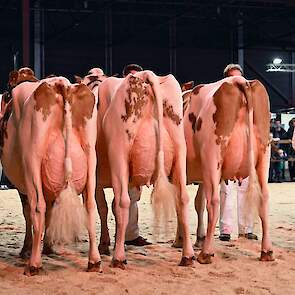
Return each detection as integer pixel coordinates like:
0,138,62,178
122,98,133,122
213,82,243,138
66,84,95,128
213,82,243,161
8,67,38,89
183,84,204,116
250,80,270,151
182,91,191,114
121,76,148,123
0,100,13,156
188,112,197,133
125,129,134,141
163,99,182,125
34,82,57,121
216,136,221,145
196,117,202,131
192,84,205,96
215,135,228,161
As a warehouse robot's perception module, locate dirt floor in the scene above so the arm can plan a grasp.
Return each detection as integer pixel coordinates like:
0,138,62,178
0,183,294,295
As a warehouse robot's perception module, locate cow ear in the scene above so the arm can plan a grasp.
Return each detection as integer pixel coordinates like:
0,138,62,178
74,75,82,84
8,70,19,88
181,81,194,92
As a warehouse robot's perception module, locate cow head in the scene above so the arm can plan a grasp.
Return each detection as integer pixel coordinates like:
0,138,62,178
8,67,38,89
75,67,108,91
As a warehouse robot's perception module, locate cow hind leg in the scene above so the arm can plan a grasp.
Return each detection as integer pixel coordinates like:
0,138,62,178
197,171,220,264
172,214,184,248
83,190,102,273
256,159,274,262
96,186,111,255
110,164,130,269
177,187,196,266
172,156,195,266
42,201,55,255
194,184,206,248
23,176,46,276
19,193,33,259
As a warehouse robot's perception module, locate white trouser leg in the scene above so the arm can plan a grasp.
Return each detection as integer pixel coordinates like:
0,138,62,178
237,177,253,234
125,187,141,241
219,180,233,235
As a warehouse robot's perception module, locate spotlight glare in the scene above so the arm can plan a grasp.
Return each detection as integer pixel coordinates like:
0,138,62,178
273,58,282,65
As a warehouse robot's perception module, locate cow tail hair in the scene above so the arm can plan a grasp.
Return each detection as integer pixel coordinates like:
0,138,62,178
242,81,261,229
46,84,87,245
144,71,177,237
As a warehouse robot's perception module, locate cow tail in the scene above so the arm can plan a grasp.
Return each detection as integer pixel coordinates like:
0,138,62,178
143,71,177,236
241,81,261,229
46,84,87,245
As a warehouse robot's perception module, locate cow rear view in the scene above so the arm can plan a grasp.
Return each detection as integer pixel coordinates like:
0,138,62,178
0,75,102,275
102,70,195,268
184,76,273,263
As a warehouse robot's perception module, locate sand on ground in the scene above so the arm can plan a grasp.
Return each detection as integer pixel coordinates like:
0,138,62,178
0,183,294,295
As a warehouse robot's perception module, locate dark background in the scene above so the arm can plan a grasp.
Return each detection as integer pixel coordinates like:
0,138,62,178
1,0,295,111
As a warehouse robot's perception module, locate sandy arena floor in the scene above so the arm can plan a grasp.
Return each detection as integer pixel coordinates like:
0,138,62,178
0,183,294,295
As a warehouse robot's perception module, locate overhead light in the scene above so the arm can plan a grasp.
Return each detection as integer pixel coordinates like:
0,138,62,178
273,58,282,65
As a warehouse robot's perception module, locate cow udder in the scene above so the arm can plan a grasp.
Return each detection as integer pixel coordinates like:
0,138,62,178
41,133,88,199
129,119,174,187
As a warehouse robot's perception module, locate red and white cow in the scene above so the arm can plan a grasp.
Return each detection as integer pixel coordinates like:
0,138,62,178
81,69,195,268
181,76,273,263
0,68,43,259
0,69,101,275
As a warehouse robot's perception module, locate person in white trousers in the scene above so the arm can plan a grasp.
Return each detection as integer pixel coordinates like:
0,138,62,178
219,178,257,241
219,64,258,242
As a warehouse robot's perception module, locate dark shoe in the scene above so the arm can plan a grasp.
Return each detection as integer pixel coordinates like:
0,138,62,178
125,236,152,246
219,233,230,241
245,233,258,240
239,233,258,240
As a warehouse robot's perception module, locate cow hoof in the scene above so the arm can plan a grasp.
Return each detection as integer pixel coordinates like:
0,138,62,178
98,244,111,256
194,236,205,248
87,261,103,273
24,265,44,276
20,248,31,260
260,250,275,262
197,252,214,264
110,259,127,270
179,255,196,266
